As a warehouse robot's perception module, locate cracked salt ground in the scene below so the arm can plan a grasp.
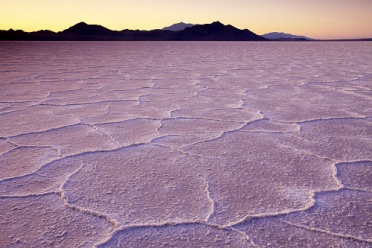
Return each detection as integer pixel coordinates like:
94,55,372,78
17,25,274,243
0,41,372,247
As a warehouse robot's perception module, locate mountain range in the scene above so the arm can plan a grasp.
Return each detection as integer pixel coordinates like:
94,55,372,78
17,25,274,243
262,32,312,40
0,21,266,41
160,24,313,40
2,22,370,41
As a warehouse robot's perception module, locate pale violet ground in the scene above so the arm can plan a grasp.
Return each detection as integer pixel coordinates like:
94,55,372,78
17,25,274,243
0,41,371,247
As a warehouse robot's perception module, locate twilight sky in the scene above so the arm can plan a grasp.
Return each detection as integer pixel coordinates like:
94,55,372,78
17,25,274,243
1,0,371,39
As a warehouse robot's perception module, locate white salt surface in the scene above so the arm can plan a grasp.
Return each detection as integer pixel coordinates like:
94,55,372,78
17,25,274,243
0,41,371,247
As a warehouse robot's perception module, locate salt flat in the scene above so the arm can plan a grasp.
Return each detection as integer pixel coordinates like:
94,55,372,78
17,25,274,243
0,41,371,247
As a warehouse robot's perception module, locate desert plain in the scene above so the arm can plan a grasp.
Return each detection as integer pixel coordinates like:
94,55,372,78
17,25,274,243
0,41,371,247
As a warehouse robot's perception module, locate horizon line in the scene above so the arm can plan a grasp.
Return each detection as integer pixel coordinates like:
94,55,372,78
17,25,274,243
2,21,372,41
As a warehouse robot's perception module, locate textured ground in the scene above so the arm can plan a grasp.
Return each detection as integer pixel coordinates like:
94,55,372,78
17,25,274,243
0,41,371,247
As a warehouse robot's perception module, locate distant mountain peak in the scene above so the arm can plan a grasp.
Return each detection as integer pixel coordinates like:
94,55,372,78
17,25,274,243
162,22,194,31
61,22,113,37
262,32,312,40
72,22,88,27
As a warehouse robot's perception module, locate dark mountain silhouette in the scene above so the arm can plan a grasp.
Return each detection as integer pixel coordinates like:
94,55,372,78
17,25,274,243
0,29,31,40
262,32,312,40
0,29,63,41
61,22,114,36
162,22,194,31
57,22,122,40
175,21,266,41
0,21,266,41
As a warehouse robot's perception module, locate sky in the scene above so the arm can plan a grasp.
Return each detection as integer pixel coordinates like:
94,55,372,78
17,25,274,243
1,0,372,39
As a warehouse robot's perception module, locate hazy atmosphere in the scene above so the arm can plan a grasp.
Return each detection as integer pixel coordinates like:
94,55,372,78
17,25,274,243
1,0,372,39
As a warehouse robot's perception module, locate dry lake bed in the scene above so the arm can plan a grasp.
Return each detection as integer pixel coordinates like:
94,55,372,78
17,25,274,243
0,41,371,247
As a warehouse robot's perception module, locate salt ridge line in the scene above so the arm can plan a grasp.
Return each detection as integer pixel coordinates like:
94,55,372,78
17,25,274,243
279,220,372,244
57,162,120,230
